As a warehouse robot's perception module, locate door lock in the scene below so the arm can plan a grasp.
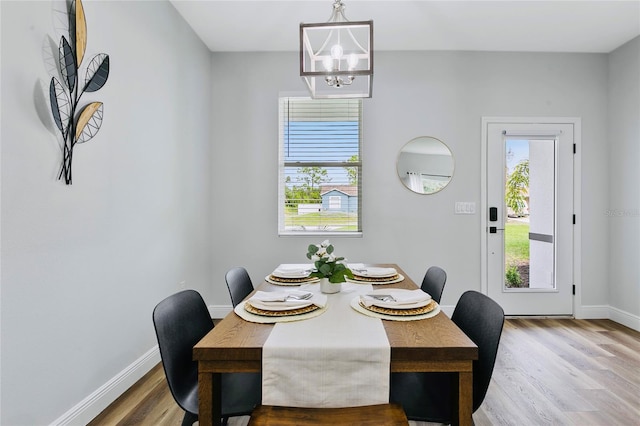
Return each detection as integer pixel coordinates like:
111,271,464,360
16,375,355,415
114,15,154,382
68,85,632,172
489,207,498,222
489,226,505,234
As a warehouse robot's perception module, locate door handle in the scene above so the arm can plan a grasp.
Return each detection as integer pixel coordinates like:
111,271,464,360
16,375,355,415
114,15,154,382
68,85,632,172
489,226,505,234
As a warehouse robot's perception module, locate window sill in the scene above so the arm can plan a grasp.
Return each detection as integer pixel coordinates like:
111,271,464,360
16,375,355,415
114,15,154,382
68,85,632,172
278,231,363,238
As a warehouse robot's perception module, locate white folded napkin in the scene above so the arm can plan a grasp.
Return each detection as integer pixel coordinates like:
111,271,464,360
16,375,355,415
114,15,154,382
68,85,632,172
360,289,430,307
354,267,398,277
272,265,312,278
248,290,327,309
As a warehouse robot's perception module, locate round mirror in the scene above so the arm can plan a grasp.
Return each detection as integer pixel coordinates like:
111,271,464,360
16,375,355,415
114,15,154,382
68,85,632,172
397,136,454,194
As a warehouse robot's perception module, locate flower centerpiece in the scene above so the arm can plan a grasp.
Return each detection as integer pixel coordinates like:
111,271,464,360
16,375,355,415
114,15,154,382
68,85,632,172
306,240,353,293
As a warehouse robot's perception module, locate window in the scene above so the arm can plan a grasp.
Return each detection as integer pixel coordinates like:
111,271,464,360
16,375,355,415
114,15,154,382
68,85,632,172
329,196,341,210
278,97,362,236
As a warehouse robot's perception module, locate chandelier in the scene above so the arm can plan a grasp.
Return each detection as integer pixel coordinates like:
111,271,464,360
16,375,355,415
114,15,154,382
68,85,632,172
300,0,373,98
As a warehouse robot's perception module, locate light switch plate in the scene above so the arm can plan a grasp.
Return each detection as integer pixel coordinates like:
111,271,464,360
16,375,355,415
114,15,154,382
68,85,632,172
455,202,476,214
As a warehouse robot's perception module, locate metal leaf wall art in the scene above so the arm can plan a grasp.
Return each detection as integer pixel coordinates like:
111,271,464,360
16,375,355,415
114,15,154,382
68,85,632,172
49,0,109,184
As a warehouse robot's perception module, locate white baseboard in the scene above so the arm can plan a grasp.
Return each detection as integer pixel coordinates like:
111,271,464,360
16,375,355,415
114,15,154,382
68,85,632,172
576,304,610,319
49,346,160,426
578,304,640,332
608,306,640,331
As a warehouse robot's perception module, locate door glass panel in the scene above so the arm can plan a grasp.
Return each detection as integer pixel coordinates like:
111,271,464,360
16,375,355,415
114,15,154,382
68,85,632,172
504,139,556,290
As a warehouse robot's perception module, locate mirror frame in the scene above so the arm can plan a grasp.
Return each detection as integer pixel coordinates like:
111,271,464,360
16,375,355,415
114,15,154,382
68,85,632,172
396,136,455,194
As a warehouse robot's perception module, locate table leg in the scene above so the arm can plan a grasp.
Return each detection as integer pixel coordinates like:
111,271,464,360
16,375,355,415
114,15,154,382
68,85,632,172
457,370,474,426
198,371,222,426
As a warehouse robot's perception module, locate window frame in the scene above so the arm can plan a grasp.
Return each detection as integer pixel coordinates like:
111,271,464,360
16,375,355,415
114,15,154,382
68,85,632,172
278,97,363,237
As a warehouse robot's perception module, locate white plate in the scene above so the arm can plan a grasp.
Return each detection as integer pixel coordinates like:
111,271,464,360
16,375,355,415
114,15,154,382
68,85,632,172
247,299,314,311
352,267,398,278
361,297,431,309
361,289,431,309
271,271,311,279
271,264,313,279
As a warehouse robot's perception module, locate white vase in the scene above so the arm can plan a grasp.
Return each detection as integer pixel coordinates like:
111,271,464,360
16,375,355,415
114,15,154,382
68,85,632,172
320,277,342,294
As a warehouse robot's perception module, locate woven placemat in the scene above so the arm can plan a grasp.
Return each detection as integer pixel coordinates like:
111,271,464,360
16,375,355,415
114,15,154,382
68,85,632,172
266,275,320,286
235,301,327,324
346,274,405,285
244,301,319,317
350,297,440,321
360,299,437,316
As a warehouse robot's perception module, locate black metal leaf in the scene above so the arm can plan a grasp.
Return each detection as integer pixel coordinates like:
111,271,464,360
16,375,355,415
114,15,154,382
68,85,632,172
49,77,71,134
58,36,76,91
83,54,109,93
74,102,103,144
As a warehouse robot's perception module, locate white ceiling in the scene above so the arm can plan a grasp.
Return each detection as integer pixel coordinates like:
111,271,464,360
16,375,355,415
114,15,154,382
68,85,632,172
170,0,640,53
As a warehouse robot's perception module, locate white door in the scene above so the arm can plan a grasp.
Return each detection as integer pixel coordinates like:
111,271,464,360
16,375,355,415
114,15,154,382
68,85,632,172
483,120,576,315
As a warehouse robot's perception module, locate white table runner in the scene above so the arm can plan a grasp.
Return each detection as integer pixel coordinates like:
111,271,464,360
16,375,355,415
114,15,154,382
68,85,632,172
262,282,390,408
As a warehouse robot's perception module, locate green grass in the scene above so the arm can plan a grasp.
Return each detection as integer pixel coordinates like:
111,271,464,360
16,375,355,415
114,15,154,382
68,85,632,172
284,207,358,231
505,221,530,265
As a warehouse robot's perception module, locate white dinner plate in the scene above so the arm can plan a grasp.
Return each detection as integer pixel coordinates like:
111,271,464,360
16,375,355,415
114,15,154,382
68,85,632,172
361,297,431,310
271,270,311,279
361,289,431,309
351,267,398,278
247,299,314,311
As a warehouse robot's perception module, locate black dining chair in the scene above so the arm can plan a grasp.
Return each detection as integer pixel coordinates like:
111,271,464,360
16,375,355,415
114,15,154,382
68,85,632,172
152,289,261,426
225,266,255,308
390,290,504,423
420,266,447,304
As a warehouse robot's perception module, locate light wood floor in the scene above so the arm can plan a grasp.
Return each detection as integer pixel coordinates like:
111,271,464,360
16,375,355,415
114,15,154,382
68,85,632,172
88,319,640,425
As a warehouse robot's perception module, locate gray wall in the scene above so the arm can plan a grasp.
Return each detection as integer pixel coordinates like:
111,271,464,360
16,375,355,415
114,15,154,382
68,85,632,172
210,50,611,312
1,1,212,424
608,36,640,318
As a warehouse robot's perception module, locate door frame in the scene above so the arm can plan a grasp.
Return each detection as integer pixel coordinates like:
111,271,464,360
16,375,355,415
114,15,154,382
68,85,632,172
480,117,582,315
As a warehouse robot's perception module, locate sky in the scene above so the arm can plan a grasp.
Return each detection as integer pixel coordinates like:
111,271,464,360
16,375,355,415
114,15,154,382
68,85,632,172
506,139,529,173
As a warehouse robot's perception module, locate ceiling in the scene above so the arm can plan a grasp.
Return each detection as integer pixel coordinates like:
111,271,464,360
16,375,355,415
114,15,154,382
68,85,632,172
170,0,640,53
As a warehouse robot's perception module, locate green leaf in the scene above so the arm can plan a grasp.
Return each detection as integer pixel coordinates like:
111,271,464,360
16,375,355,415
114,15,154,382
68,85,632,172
328,269,352,283
326,245,334,254
506,159,530,216
319,264,332,275
328,274,343,283
308,244,318,254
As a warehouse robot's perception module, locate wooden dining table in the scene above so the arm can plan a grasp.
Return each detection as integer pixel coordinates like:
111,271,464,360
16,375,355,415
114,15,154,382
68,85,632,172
193,264,478,426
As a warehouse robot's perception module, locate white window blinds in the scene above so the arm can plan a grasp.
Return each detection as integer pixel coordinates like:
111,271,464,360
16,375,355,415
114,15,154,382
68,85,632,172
278,97,362,235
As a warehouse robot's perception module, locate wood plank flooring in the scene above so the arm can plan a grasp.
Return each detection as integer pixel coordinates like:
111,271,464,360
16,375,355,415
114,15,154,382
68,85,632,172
88,319,640,425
